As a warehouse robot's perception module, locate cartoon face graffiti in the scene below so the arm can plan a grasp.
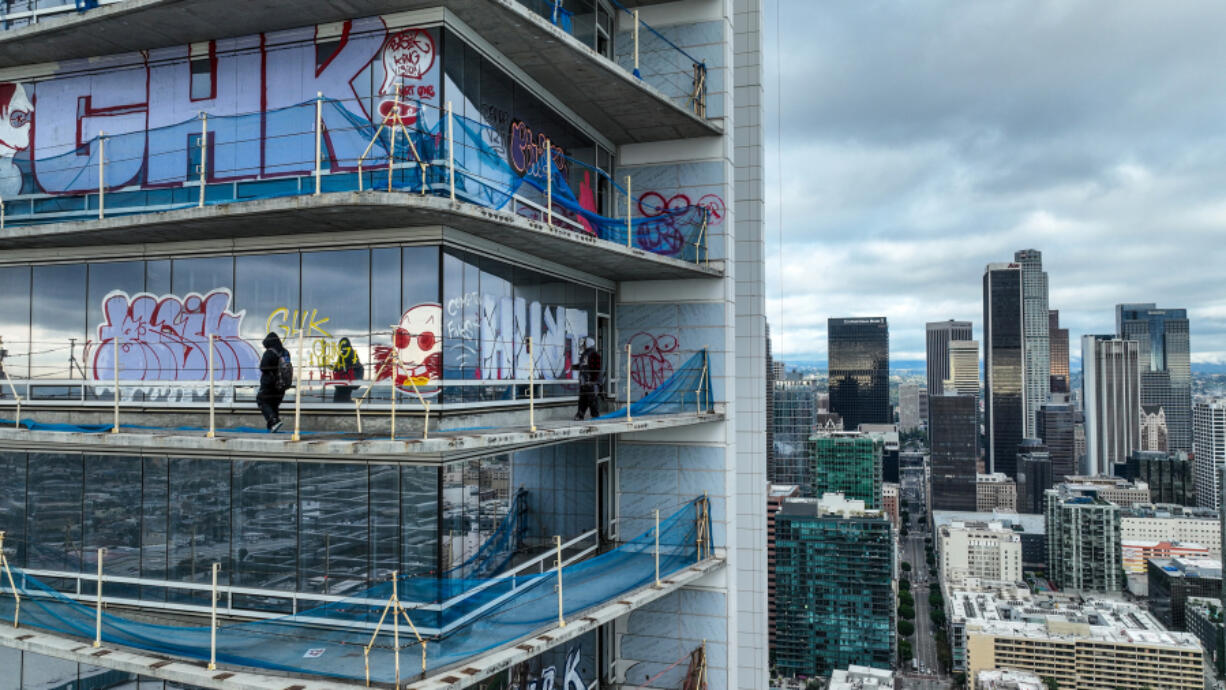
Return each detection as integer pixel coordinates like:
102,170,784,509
628,331,679,393
379,29,436,94
0,82,32,155
373,303,442,394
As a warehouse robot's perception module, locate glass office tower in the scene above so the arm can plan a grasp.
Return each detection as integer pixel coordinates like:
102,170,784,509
827,317,890,430
983,263,1024,477
1117,304,1192,452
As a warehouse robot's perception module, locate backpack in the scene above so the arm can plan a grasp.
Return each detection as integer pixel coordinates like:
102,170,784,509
275,350,295,391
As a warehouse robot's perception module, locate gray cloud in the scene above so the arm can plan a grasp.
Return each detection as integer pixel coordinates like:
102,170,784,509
763,0,1226,365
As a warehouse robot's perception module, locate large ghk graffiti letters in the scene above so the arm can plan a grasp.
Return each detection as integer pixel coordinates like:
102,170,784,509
512,647,586,690
90,289,261,382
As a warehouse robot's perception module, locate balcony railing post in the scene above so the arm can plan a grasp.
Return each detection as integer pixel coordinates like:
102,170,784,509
393,573,401,690
633,10,641,78
111,336,120,434
654,509,661,587
292,314,304,441
554,535,566,628
545,139,553,227
626,343,632,422
207,334,216,438
390,346,399,441
626,176,632,248
314,91,323,196
1,194,5,229
199,112,207,208
208,562,219,670
2,354,22,429
0,531,20,628
528,336,536,432
447,100,456,202
97,131,105,220
93,547,104,647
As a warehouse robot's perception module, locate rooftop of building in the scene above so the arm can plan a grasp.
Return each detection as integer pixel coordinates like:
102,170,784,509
828,665,895,690
953,587,1201,649
1149,557,1223,581
769,484,802,499
1120,503,1218,519
976,669,1043,690
1122,539,1209,550
940,521,1021,539
778,493,884,520
934,510,1044,534
977,472,1015,484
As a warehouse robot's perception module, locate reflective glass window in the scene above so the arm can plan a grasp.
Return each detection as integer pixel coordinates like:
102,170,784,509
231,460,297,595
81,454,142,596
0,266,30,379
0,451,27,567
298,462,368,594
235,252,299,347
30,264,85,379
145,260,171,296
171,256,233,296
26,452,82,572
370,464,401,582
301,249,370,382
402,465,439,577
168,457,229,604
141,457,168,602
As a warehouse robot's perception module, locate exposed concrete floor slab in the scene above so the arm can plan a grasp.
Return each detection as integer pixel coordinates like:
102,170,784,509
0,191,723,282
0,411,724,462
0,558,723,690
0,0,719,144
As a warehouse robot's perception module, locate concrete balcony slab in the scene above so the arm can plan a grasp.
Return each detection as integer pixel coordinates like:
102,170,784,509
0,190,723,282
0,410,724,463
0,0,719,144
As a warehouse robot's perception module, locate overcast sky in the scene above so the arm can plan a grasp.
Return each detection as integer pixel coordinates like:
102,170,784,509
762,1,1226,365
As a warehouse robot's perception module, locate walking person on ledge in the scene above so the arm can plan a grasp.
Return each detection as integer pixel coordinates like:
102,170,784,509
258,332,290,432
574,337,601,420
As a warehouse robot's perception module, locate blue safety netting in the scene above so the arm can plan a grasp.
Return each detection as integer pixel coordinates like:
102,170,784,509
0,499,708,683
597,349,711,419
6,96,713,263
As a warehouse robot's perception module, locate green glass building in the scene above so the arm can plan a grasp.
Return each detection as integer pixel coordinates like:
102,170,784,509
808,432,883,508
773,495,895,678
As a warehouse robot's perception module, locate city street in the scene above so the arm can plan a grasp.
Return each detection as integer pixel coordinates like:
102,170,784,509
898,469,950,689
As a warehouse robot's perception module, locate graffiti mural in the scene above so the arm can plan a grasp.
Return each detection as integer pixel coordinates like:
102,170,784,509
14,19,443,195
0,82,32,196
89,289,260,382
511,647,586,690
629,331,679,392
373,303,443,393
634,190,725,257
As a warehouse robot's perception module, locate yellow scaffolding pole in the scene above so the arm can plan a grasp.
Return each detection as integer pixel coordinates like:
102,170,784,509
0,531,20,628
363,571,427,687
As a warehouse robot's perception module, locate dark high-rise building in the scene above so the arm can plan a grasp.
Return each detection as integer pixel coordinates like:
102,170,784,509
827,317,889,429
1125,450,1194,506
1049,310,1069,395
926,320,973,421
1017,438,1053,514
930,393,979,510
1037,403,1077,479
1117,304,1192,451
1148,558,1222,631
773,495,895,678
984,263,1024,477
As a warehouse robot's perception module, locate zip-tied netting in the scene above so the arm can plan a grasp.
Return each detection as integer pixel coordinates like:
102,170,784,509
597,349,711,419
0,498,708,683
8,96,712,263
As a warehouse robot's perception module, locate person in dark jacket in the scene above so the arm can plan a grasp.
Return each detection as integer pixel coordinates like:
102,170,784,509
258,332,286,432
574,337,601,420
331,337,364,403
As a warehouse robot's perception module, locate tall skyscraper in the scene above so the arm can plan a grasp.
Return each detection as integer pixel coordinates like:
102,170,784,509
1193,400,1226,509
1082,336,1141,476
926,320,973,418
947,339,980,397
1015,249,1050,437
899,382,921,431
1049,309,1070,395
773,494,895,678
1016,438,1053,514
772,379,819,489
930,393,979,510
1117,304,1192,451
828,317,890,429
983,263,1024,477
1037,403,1077,479
808,431,884,508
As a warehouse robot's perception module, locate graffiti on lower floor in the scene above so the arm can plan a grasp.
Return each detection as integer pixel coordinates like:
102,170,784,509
629,331,679,392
